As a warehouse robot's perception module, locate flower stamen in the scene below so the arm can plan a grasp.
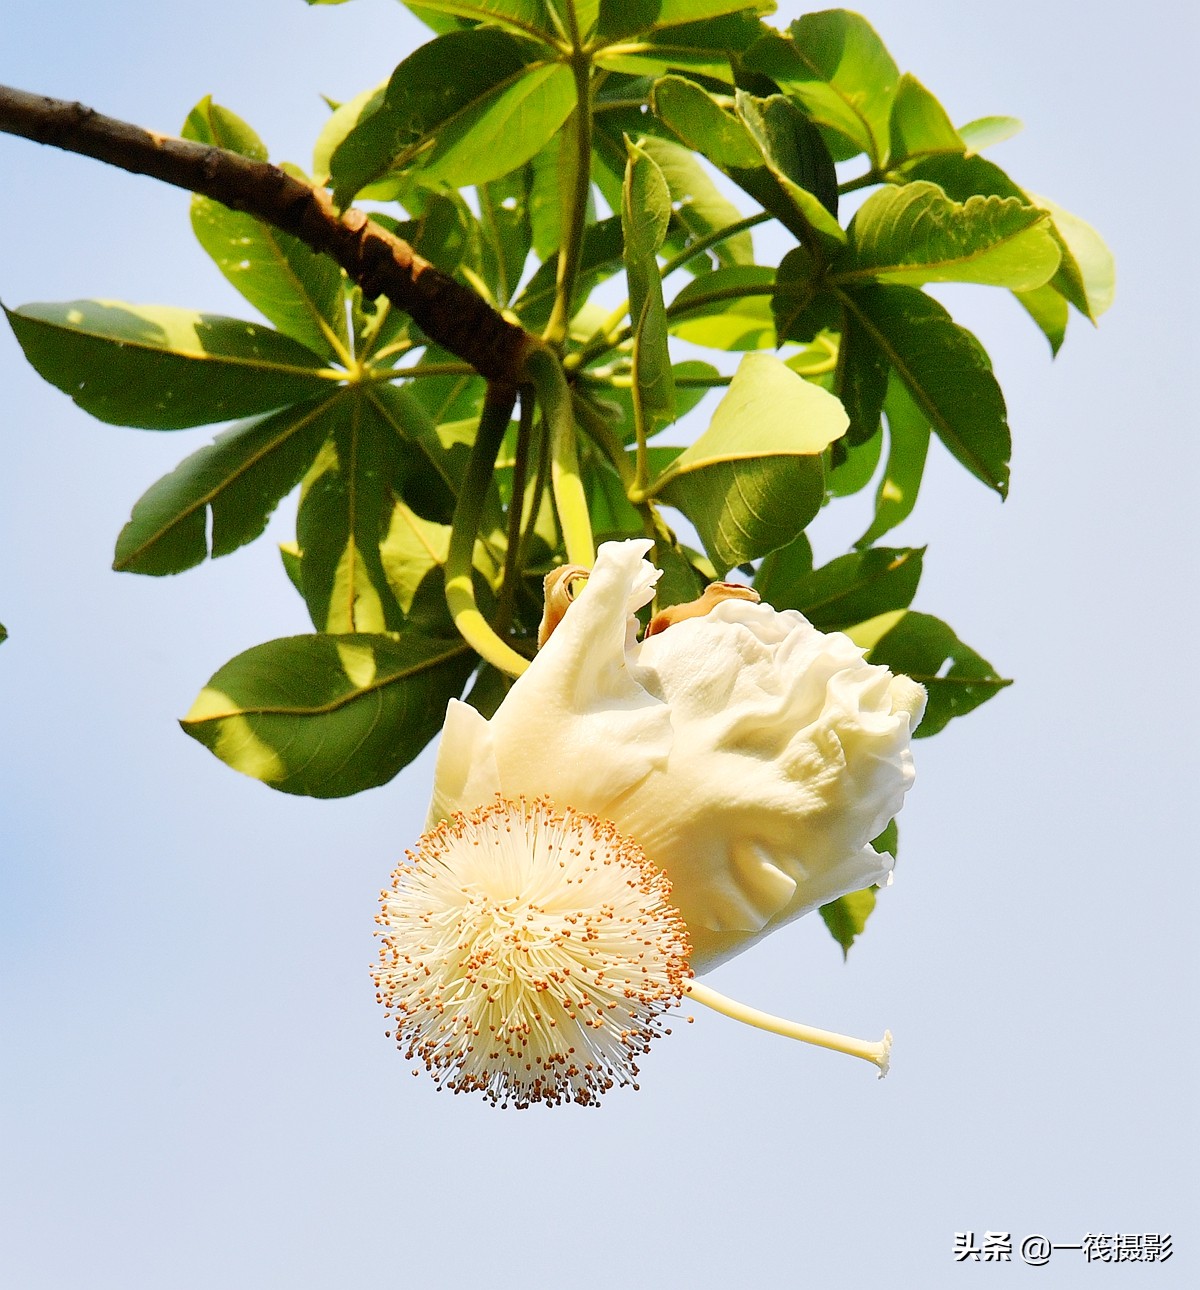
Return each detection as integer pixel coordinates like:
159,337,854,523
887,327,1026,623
375,797,691,1108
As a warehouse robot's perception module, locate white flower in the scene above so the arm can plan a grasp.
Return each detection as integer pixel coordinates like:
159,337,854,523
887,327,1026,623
428,538,926,973
378,538,923,1104
374,796,690,1108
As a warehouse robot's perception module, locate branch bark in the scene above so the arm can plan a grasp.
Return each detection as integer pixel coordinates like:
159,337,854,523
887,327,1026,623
0,84,536,382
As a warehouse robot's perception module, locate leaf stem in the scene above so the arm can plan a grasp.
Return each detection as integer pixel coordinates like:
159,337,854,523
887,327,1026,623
523,347,595,566
494,389,535,635
543,52,594,348
686,980,892,1076
444,384,530,678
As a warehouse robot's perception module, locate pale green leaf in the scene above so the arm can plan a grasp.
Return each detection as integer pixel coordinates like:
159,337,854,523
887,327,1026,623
839,181,1060,290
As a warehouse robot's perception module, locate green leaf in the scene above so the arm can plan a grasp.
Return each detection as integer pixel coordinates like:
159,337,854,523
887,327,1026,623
857,375,930,548
514,215,625,331
113,397,337,575
755,544,924,633
0,621,7,645
623,138,675,434
635,136,754,268
742,12,899,165
867,611,1011,736
958,115,1022,153
838,181,1060,290
887,73,963,165
396,0,561,41
182,96,349,362
189,198,348,362
180,96,267,160
181,630,474,797
312,85,387,187
1029,193,1115,321
330,29,573,202
734,91,843,247
1014,282,1068,356
651,77,829,245
837,284,1010,497
827,423,882,496
477,167,533,306
836,307,888,444
295,396,409,634
4,301,335,429
595,8,769,77
598,0,772,40
819,886,877,958
652,352,848,569
669,264,776,349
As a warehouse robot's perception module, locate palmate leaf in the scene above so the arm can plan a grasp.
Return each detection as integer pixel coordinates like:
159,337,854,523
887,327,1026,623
652,353,847,569
182,630,475,797
836,181,1061,291
3,301,335,429
330,28,573,203
113,396,338,575
837,283,1011,497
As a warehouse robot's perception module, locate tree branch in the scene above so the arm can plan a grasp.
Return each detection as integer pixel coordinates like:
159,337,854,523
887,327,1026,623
0,85,536,383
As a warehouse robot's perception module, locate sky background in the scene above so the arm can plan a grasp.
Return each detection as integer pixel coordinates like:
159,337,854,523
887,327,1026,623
1,1,1197,1286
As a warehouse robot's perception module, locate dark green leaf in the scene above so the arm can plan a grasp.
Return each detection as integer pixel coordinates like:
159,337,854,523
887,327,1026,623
596,8,769,77
330,29,573,202
651,77,828,245
598,0,772,40
867,611,1011,736
514,215,624,331
819,886,877,957
181,630,474,797
837,306,888,444
857,375,930,548
114,397,337,575
734,91,843,246
837,284,1010,497
755,545,925,633
4,301,335,429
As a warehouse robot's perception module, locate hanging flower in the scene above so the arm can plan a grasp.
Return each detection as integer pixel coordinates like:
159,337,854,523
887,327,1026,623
374,797,691,1108
377,538,925,1105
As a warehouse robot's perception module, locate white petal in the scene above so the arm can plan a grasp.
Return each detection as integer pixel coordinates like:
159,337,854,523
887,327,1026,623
431,540,673,823
426,699,501,825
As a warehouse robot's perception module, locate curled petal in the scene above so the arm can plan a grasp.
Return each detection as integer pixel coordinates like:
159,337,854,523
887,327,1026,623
429,540,925,972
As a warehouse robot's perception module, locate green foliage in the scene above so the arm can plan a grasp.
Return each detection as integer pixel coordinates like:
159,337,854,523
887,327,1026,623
2,2,1113,952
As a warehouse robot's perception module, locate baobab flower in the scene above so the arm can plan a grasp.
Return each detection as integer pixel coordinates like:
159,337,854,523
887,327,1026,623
376,540,925,1106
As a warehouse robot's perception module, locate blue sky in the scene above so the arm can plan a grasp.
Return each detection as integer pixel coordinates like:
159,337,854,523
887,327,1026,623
1,2,1196,1286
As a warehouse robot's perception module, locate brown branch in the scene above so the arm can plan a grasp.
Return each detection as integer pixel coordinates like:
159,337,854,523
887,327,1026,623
0,84,536,383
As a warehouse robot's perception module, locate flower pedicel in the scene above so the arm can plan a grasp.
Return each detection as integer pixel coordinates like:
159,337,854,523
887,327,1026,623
375,539,926,1107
